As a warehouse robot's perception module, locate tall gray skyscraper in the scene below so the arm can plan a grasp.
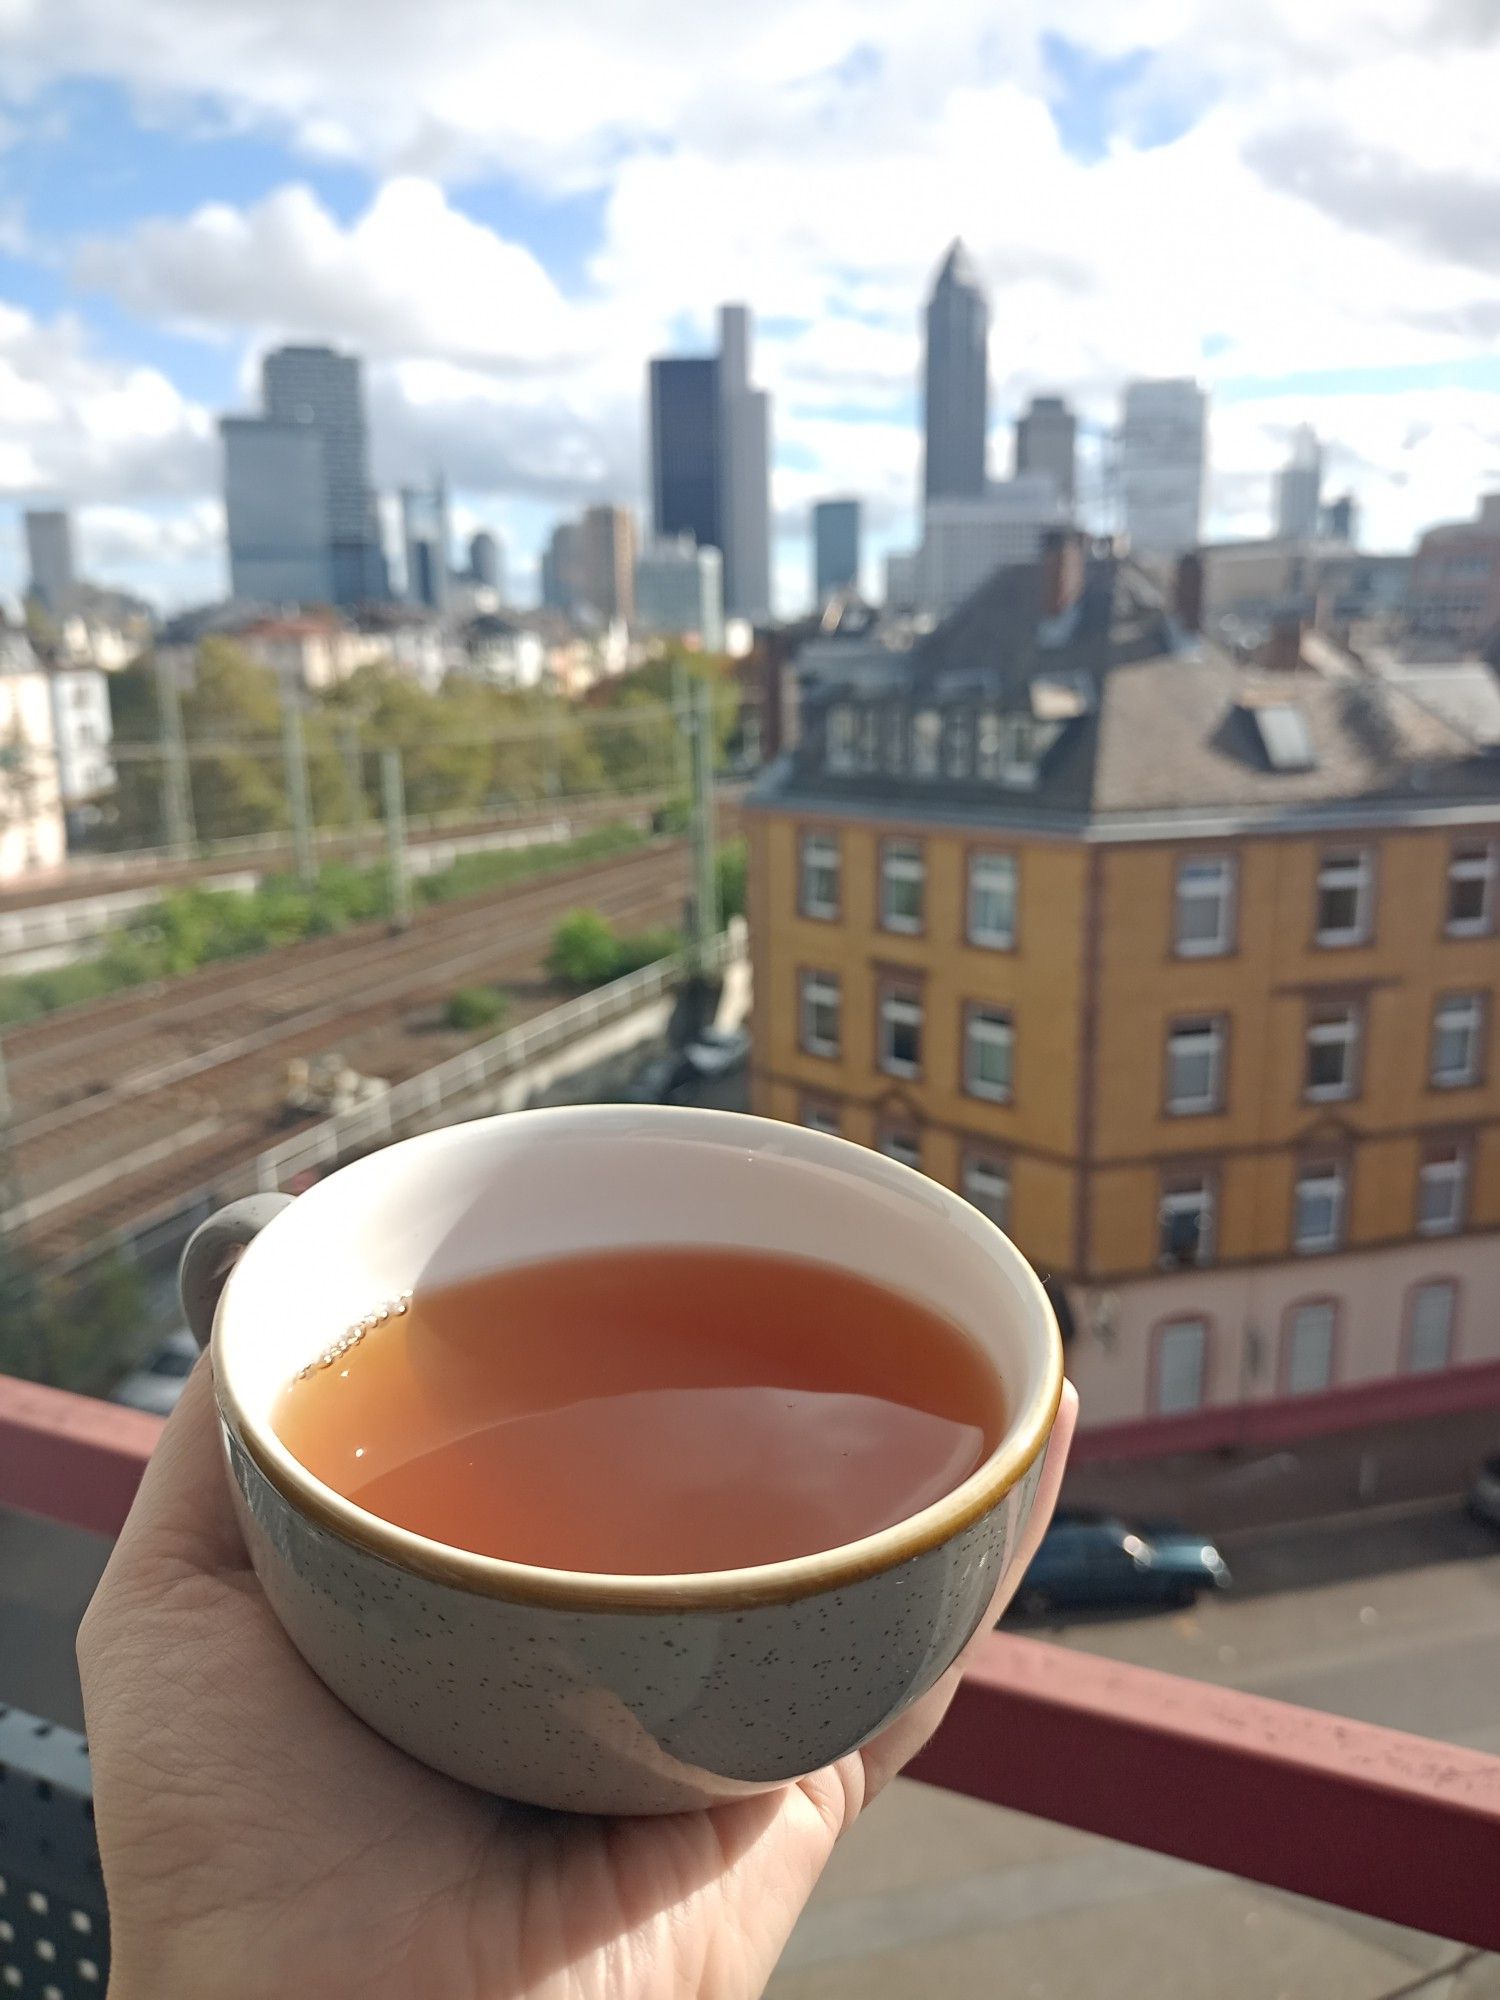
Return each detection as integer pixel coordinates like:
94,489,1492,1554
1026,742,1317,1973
1119,378,1207,556
400,480,451,611
24,510,75,616
1015,395,1077,510
541,520,584,613
222,417,332,604
813,499,861,601
470,530,503,594
717,304,772,623
646,306,772,626
1276,424,1323,542
922,241,989,503
260,345,385,603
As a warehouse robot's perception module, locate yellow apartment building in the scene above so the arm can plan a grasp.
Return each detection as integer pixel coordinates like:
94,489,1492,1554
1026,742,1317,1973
747,545,1500,1439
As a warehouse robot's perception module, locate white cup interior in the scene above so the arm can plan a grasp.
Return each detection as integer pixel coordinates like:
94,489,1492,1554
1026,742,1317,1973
218,1107,1059,1561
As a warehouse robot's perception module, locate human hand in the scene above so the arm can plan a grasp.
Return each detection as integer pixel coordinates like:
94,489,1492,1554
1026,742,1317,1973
80,1363,1076,2000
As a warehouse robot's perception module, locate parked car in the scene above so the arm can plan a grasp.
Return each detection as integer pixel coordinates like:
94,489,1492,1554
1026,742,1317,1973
111,1329,199,1415
623,1026,750,1104
1467,1452,1500,1530
1009,1509,1231,1616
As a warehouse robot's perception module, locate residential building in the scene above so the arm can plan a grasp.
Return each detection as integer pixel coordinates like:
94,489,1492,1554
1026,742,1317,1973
885,549,920,613
0,626,65,878
261,345,386,604
234,611,363,692
1014,396,1077,510
351,605,449,691
24,509,76,617
1276,425,1324,542
1407,494,1500,647
922,240,989,503
917,479,1069,616
577,504,637,623
813,499,862,603
648,356,721,554
457,614,546,690
746,537,1500,1444
1119,378,1207,556
634,537,724,650
541,521,584,615
1322,493,1358,546
45,661,114,824
469,530,503,596
221,417,332,605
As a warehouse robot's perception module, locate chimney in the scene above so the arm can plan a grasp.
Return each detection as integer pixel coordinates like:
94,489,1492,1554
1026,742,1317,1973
1264,615,1304,675
1040,528,1085,617
1172,550,1204,634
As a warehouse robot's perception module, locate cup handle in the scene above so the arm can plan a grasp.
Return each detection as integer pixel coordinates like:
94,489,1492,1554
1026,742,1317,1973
179,1194,294,1350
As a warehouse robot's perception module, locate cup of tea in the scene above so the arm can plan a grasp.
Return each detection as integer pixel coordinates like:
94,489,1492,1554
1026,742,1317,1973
180,1105,1063,1816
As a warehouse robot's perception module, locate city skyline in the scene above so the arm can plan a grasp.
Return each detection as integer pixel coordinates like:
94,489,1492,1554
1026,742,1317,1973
1,4,1499,613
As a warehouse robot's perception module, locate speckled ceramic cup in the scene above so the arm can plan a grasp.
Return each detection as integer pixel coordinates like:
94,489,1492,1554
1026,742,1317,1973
180,1105,1063,1816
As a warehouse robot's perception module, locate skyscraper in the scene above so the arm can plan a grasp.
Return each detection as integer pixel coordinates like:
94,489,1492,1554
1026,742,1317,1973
24,510,75,617
577,505,637,622
469,530,503,594
634,537,724,650
646,308,772,624
400,478,450,612
813,499,862,601
541,521,584,613
717,304,772,623
1015,395,1077,510
261,345,385,604
222,417,332,604
1119,378,1207,556
1276,424,1324,542
922,240,989,503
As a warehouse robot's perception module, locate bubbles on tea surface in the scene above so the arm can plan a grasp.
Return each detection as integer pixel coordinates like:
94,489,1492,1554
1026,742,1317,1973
295,1292,411,1381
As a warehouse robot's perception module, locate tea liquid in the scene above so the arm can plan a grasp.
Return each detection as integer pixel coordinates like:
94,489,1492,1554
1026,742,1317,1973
274,1246,1004,1574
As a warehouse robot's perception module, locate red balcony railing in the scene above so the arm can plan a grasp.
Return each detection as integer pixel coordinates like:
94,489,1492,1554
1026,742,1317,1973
3,1372,1498,1954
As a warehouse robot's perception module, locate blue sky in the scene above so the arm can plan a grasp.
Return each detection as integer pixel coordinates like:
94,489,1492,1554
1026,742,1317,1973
2,1,1499,611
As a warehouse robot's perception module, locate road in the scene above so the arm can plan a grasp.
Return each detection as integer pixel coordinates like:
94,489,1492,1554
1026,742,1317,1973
770,1502,1500,1999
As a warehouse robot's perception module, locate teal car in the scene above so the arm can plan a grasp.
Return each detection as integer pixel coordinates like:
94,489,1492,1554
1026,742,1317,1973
1010,1510,1231,1615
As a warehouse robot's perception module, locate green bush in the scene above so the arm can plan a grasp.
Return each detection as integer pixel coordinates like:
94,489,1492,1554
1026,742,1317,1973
611,925,684,976
445,985,511,1031
716,838,747,922
547,909,623,988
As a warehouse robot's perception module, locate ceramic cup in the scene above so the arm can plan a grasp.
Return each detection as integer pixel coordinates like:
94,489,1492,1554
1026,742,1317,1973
180,1105,1063,1816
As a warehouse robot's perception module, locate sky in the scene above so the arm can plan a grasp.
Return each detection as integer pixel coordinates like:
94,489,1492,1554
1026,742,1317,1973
2,0,1500,615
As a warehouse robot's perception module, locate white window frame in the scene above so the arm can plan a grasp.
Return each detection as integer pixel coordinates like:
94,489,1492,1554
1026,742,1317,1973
879,839,925,935
967,851,1018,950
1159,1177,1215,1267
1431,993,1484,1088
962,1152,1011,1230
1154,1317,1208,1415
1315,849,1373,947
1166,1018,1225,1115
1284,1301,1337,1396
1407,1280,1457,1374
1294,1160,1346,1254
1174,855,1236,958
826,704,856,774
912,708,941,777
965,1006,1015,1103
879,988,923,1079
1304,1004,1361,1104
1417,1144,1467,1237
878,1127,921,1170
799,831,840,921
1445,842,1496,938
799,971,841,1059
799,1100,841,1138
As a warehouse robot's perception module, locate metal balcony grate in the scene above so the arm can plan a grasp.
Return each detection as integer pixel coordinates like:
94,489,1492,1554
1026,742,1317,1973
0,1710,107,1998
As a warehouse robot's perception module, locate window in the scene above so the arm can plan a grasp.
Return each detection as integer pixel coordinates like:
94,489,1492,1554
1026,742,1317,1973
1315,850,1373,946
878,1126,921,1171
942,707,972,778
1294,1160,1346,1253
1407,1280,1457,1373
855,707,881,772
799,971,840,1058
1284,1301,1337,1396
879,706,905,775
1159,1176,1214,1267
1174,856,1236,957
912,709,941,777
1431,994,1484,1087
967,852,1018,949
1165,1018,1225,1114
826,705,856,774
799,832,840,920
1445,842,1496,937
1155,1318,1208,1415
1417,1143,1467,1236
879,840,925,933
976,708,1003,781
962,1152,1011,1230
964,1006,1014,1102
1304,1003,1361,1103
799,1099,841,1138
878,986,923,1078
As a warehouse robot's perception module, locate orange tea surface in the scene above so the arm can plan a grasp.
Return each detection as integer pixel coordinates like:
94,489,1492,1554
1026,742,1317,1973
273,1246,1004,1574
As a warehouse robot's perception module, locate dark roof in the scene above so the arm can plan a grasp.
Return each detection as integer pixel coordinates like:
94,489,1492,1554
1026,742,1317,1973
753,553,1500,829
